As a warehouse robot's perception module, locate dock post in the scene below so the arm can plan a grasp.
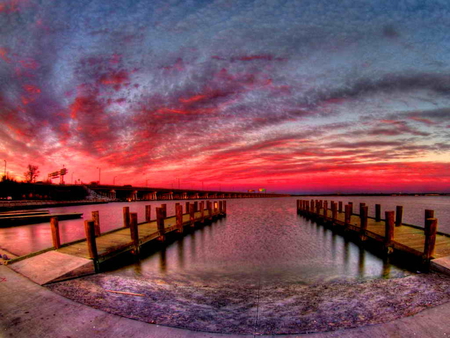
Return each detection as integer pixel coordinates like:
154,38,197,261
323,201,328,219
50,217,61,249
359,203,366,216
306,200,310,215
310,200,314,214
219,201,223,215
145,205,151,222
424,218,438,260
223,200,227,216
189,204,195,227
156,207,166,241
384,211,395,254
348,202,353,215
425,210,435,225
331,202,337,222
92,211,101,236
338,201,343,213
200,201,205,221
214,201,219,215
360,206,368,241
123,207,130,228
129,213,140,256
161,204,167,218
176,204,183,233
395,206,403,227
194,201,198,212
84,220,99,272
345,205,351,226
297,200,300,214
185,202,190,215
316,201,320,215
375,204,381,222
207,201,213,221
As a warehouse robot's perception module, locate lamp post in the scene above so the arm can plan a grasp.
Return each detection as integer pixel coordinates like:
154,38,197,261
96,167,101,184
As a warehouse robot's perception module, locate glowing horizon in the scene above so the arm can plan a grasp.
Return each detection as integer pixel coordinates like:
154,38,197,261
1,0,450,194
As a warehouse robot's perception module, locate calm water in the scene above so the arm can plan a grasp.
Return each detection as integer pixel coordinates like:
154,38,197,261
2,196,448,283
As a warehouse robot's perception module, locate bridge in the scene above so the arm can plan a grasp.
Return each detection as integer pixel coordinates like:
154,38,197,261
87,184,289,201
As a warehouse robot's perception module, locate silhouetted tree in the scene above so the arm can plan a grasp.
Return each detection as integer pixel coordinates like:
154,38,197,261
24,164,40,183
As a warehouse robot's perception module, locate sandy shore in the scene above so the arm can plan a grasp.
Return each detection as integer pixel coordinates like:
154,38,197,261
47,270,450,335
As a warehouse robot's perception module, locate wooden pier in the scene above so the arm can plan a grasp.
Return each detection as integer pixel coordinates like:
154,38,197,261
296,199,450,268
7,201,226,283
57,200,226,271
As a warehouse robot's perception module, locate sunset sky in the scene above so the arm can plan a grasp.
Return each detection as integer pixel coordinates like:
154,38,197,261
1,0,450,194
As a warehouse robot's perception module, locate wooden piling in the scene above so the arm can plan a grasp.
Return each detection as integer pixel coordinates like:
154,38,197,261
219,201,223,214
338,201,343,213
344,204,351,226
348,202,353,214
129,213,140,255
395,206,403,227
200,201,205,221
207,201,213,220
92,211,101,236
176,204,183,233
84,220,98,271
223,201,227,215
331,202,337,221
425,210,435,226
161,204,167,218
50,217,61,249
297,200,301,213
375,204,381,222
214,201,218,214
385,211,395,252
323,201,328,219
185,202,190,215
424,218,438,260
310,200,314,213
360,206,368,241
145,205,151,222
359,203,366,216
123,207,130,228
156,207,166,240
189,204,195,227
194,201,198,212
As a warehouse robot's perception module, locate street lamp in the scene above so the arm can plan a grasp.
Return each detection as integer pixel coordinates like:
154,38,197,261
96,167,101,184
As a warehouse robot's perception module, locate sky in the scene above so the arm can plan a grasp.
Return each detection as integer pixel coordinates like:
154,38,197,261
1,0,450,194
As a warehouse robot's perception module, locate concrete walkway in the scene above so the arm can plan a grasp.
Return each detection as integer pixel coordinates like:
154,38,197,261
1,265,450,338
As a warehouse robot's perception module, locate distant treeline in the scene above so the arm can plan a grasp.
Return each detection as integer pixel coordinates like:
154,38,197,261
0,181,88,200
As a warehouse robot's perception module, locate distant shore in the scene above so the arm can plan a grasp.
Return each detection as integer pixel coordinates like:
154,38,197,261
0,200,109,212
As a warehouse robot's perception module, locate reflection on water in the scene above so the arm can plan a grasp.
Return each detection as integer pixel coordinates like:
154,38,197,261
109,198,408,285
1,196,448,284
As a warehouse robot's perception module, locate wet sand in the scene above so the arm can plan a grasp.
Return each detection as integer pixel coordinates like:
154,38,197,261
47,271,450,335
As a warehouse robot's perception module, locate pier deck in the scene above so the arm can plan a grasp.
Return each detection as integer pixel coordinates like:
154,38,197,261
330,211,450,259
8,201,226,284
57,210,216,262
297,199,450,265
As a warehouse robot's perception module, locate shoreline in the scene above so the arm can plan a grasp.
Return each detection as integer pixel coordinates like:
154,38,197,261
47,269,450,335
